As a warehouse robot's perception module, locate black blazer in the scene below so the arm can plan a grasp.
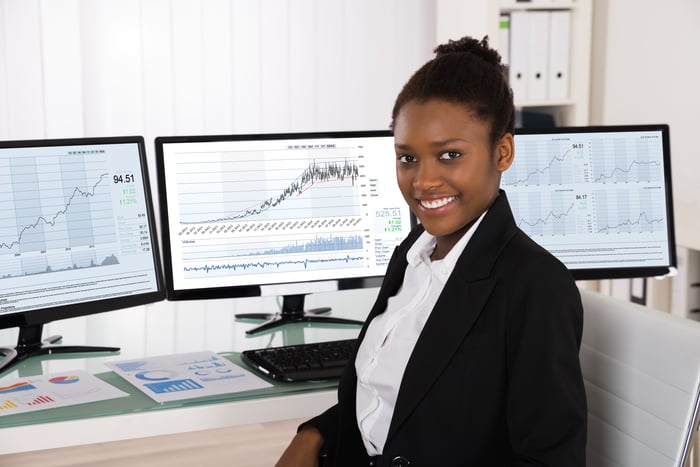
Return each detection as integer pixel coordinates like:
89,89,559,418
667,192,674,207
307,191,587,467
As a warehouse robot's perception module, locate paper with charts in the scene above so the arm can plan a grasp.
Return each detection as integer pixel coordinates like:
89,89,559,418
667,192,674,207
0,370,128,416
107,351,272,403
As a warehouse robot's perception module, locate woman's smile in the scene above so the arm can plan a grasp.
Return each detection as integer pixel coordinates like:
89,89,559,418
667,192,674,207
418,195,457,210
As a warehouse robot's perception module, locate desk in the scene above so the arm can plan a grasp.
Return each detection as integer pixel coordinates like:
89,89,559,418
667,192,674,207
0,288,376,455
0,355,337,455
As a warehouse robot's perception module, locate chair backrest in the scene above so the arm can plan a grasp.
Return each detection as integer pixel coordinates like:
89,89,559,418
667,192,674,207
580,289,700,467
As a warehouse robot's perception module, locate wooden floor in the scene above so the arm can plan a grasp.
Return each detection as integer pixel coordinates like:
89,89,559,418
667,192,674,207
0,417,306,467
5,418,700,467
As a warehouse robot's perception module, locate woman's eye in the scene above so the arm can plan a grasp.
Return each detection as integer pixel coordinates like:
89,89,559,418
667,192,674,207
397,154,415,163
439,151,462,160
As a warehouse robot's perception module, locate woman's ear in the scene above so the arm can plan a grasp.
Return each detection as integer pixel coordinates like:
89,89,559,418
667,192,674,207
496,133,515,172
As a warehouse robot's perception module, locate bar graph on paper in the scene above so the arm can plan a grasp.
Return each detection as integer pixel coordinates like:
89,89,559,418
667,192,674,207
0,371,128,417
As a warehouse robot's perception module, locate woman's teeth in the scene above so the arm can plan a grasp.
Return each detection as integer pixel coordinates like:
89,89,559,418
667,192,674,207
420,196,455,209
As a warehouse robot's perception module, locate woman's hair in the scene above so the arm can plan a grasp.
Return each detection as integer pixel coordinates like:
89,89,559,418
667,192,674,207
390,36,514,147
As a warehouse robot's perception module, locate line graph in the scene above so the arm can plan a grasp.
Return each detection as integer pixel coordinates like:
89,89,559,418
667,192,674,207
1,172,110,251
502,139,589,187
510,192,587,237
0,155,119,279
184,254,365,278
597,212,665,233
177,157,361,224
518,202,575,229
505,147,576,186
594,160,662,183
590,134,663,184
594,189,666,234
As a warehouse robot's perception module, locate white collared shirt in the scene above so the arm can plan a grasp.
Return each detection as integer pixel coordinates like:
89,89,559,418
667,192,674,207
355,211,487,455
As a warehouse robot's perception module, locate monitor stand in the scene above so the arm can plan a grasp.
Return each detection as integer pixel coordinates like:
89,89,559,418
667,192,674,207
235,293,363,335
0,324,120,374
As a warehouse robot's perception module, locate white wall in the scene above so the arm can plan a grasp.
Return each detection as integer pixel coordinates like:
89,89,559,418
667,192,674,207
0,0,436,358
590,0,700,251
435,0,498,45
0,0,436,176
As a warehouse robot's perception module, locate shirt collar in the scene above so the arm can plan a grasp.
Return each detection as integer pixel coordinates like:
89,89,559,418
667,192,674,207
406,209,489,271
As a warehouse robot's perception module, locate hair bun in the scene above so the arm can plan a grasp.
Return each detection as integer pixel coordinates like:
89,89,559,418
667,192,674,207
434,36,502,66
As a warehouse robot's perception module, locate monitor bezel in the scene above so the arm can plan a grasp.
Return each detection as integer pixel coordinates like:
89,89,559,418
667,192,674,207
155,130,398,301
511,123,677,280
0,135,166,329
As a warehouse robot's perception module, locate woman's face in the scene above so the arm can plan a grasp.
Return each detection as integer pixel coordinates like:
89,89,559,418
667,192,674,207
393,98,513,258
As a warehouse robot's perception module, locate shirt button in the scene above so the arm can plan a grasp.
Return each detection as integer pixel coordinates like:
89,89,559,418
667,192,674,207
391,456,410,466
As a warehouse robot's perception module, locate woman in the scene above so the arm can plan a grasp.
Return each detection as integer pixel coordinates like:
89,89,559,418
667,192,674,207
276,35,587,467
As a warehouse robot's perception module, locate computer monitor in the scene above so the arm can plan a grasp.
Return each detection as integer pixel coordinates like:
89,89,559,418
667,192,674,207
155,130,413,334
503,124,676,280
0,136,164,373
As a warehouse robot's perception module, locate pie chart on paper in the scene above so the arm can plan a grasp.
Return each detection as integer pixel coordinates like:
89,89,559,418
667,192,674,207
49,375,80,385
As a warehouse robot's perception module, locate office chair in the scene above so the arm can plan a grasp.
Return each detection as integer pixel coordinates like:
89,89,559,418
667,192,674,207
580,289,700,467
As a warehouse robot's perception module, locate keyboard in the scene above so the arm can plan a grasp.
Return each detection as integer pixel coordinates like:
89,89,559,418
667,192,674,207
241,339,358,382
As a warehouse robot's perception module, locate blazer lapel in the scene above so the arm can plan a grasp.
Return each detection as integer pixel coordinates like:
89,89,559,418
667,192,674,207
359,226,423,340
385,276,496,441
385,191,518,443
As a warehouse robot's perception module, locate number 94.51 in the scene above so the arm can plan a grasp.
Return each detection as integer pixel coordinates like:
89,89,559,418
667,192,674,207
113,174,134,184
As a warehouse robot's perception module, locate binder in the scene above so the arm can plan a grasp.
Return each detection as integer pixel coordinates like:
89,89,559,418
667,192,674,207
508,11,530,102
499,13,510,66
526,11,550,101
548,10,571,100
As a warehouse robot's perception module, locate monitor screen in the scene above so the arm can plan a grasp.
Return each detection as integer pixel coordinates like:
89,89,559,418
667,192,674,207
0,136,164,372
503,124,676,280
155,130,413,334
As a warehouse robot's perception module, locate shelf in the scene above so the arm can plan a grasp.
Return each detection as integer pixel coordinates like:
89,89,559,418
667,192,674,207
435,0,591,126
500,0,579,10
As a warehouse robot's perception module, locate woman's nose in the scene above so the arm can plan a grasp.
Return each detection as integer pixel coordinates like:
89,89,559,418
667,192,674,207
413,160,442,190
